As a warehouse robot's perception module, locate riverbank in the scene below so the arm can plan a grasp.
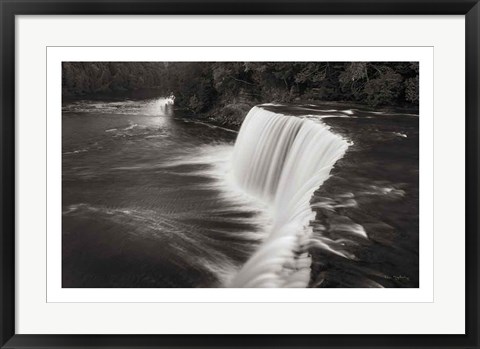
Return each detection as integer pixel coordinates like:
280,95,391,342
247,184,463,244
64,85,419,131
187,99,419,130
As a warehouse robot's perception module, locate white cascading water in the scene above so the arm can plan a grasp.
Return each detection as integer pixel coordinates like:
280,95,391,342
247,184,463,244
228,106,349,288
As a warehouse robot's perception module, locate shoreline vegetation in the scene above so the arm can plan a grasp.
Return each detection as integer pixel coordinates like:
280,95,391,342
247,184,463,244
62,62,419,128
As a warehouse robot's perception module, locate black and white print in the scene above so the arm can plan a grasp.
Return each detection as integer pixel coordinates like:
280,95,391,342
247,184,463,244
62,62,419,288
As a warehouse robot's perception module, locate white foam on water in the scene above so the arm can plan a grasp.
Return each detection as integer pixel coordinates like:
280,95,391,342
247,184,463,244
158,143,274,240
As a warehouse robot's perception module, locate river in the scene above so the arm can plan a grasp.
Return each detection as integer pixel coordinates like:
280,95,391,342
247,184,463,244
62,96,419,288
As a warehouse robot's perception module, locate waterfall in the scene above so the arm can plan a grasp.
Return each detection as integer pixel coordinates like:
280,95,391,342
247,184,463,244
228,106,349,288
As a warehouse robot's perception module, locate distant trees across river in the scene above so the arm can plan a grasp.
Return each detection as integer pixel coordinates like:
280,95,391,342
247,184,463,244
62,62,419,112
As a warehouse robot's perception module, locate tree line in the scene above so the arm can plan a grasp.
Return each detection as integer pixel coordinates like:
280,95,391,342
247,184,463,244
63,62,419,111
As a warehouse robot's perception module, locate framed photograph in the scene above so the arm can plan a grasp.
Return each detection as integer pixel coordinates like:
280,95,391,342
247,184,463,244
1,0,479,348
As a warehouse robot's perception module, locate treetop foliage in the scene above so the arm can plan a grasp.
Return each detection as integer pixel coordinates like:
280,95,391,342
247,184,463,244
63,62,419,112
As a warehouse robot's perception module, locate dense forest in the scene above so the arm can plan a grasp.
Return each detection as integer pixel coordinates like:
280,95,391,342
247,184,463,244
63,62,419,122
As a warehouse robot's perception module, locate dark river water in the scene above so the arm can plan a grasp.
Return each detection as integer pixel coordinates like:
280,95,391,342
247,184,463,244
62,97,419,288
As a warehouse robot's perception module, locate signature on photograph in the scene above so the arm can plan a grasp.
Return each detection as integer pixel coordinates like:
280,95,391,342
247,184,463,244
383,275,411,282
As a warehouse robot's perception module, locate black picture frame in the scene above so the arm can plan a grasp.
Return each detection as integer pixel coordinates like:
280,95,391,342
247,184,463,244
1,0,479,348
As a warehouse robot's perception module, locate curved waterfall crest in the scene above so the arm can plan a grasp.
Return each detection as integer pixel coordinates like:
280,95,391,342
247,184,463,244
229,106,349,288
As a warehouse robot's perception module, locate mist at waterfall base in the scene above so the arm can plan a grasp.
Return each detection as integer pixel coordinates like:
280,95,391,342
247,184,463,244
62,96,419,288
